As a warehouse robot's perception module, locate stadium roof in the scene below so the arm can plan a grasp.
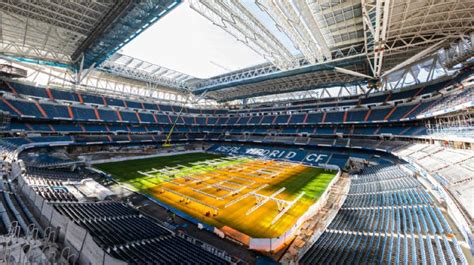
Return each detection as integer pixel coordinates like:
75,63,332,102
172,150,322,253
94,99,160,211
186,0,474,101
0,0,472,102
0,0,180,69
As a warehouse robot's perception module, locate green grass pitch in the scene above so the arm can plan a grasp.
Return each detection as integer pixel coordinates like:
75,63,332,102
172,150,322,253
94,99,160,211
95,152,337,238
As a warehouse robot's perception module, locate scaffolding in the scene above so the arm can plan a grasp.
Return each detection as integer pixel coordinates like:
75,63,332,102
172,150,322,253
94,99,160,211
425,110,474,139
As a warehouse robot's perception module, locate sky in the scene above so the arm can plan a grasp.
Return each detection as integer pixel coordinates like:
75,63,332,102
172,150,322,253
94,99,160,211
120,0,297,79
120,2,264,79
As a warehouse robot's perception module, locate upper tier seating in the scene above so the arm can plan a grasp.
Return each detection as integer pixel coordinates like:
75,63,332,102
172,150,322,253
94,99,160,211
1,69,467,121
0,93,451,128
0,70,470,146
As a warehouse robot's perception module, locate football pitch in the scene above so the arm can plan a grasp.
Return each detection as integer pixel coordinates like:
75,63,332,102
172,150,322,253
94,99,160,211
96,152,336,239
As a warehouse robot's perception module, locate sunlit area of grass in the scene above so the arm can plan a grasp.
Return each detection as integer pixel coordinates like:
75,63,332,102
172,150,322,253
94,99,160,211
96,153,336,238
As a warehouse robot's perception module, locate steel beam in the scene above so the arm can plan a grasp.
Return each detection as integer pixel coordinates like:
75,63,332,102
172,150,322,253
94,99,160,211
293,0,331,60
190,0,294,69
382,38,448,77
256,0,318,64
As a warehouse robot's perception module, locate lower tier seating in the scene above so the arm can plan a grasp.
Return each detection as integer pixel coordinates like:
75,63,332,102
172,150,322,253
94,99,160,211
49,200,229,264
53,202,138,221
300,232,467,265
300,164,467,265
108,236,228,265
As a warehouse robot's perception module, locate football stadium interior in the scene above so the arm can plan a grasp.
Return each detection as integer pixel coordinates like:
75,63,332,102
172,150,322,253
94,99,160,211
0,0,473,264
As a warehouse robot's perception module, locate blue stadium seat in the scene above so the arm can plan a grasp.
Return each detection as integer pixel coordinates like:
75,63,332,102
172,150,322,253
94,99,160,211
387,105,412,120
143,102,158,110
196,117,206,125
120,111,139,123
107,124,129,132
260,115,274,124
98,109,119,122
107,97,125,107
275,114,290,124
11,83,49,98
53,123,83,132
353,127,377,135
247,116,261,125
289,114,305,124
71,106,97,120
216,117,228,125
325,111,344,123
158,104,173,112
50,89,79,101
129,125,146,132
0,98,20,116
302,164,466,264
27,123,52,132
81,94,103,105
169,115,185,124
368,107,391,121
40,103,70,119
156,114,170,124
139,112,156,123
360,93,388,105
126,100,142,109
306,113,323,124
8,122,29,131
379,126,406,135
183,116,195,125
347,109,367,122
5,98,42,117
82,124,107,132
316,127,334,135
